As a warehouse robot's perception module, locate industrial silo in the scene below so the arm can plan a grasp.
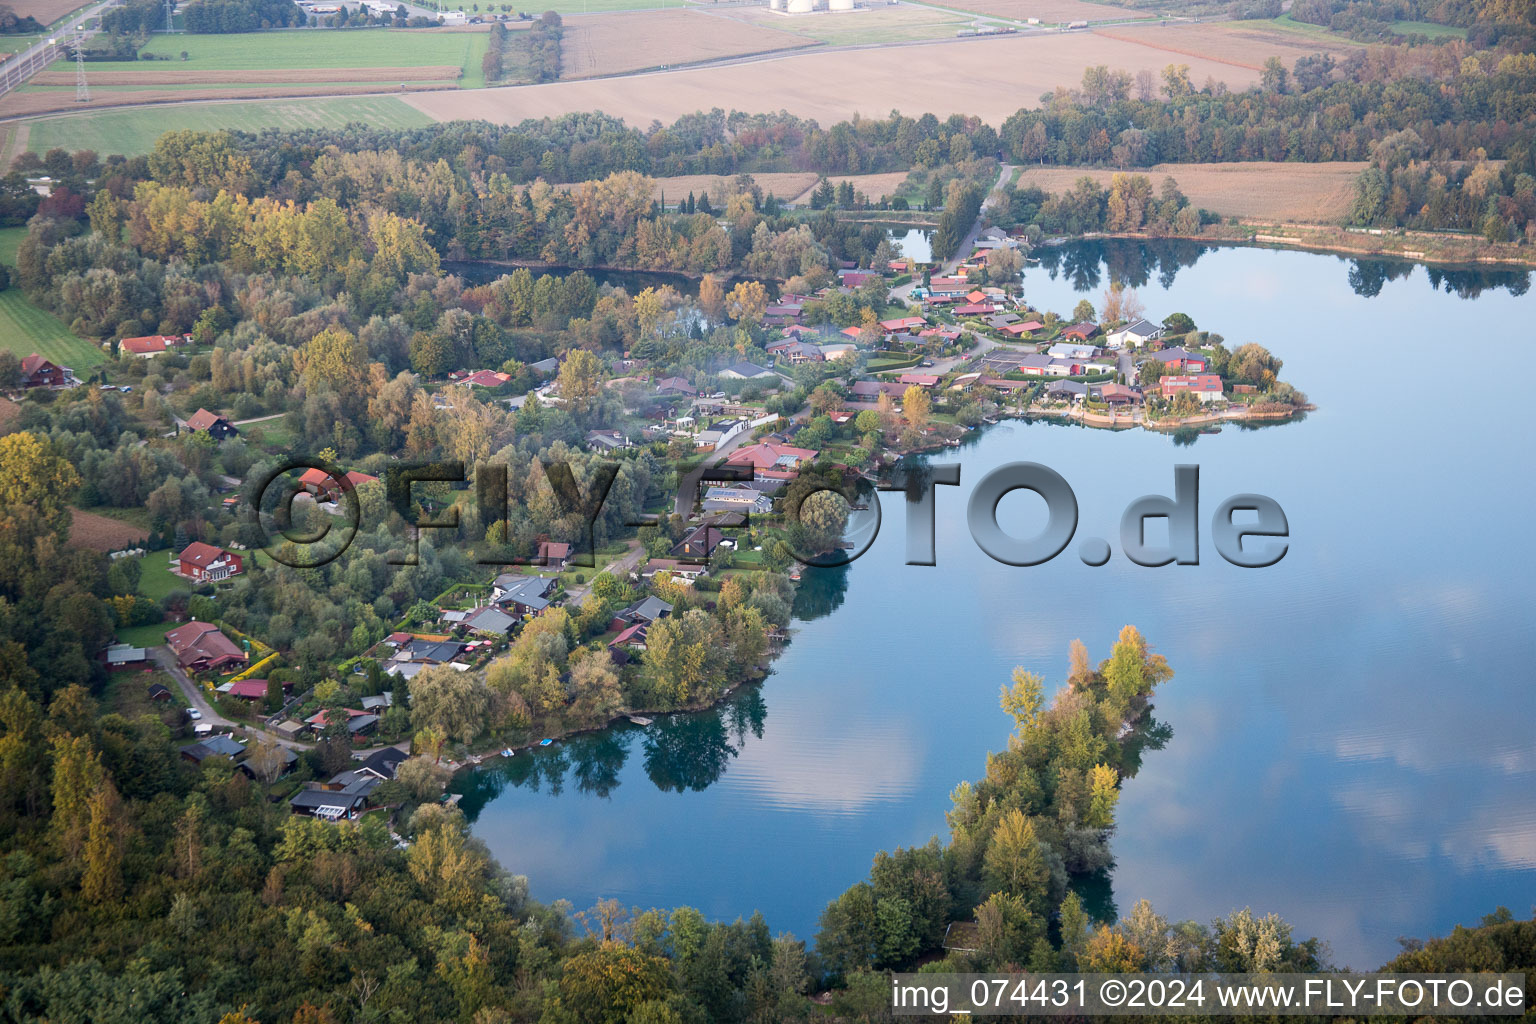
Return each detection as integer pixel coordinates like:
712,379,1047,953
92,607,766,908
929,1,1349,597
786,0,813,13
770,0,785,10
829,0,854,11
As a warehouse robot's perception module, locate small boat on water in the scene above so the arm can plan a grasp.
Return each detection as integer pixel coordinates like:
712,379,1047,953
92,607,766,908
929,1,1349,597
627,715,653,726
538,738,554,747
501,748,516,757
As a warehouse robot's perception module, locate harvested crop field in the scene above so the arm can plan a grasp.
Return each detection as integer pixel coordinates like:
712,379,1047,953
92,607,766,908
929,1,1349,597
789,171,911,204
558,172,822,203
70,508,150,552
1092,20,1361,71
408,32,1257,126
10,0,86,23
926,0,1145,23
1014,161,1368,222
718,4,972,46
29,66,462,86
559,10,816,80
0,82,452,118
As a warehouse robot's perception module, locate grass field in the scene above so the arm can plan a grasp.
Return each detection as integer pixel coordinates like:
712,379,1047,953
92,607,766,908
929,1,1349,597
919,0,1146,24
0,226,25,266
114,621,176,647
51,28,489,75
789,171,910,205
1391,19,1466,37
0,290,106,368
130,554,188,601
408,30,1257,125
24,95,434,155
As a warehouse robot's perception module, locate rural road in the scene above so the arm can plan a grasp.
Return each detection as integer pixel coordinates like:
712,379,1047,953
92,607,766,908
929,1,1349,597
938,163,1015,278
151,646,313,750
672,423,759,517
0,0,121,99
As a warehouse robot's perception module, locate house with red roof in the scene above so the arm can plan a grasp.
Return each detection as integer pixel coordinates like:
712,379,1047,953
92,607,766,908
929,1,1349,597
120,335,188,358
1061,322,1101,341
1150,347,1208,373
185,408,238,440
19,354,71,389
165,621,247,673
458,369,513,388
1160,374,1225,403
1001,320,1045,337
299,468,378,502
225,678,288,700
726,442,819,480
177,541,243,582
538,540,572,569
953,302,995,316
898,373,941,388
879,316,927,333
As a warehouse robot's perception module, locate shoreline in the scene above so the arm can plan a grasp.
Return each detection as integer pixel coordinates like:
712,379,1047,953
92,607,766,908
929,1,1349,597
1055,226,1536,270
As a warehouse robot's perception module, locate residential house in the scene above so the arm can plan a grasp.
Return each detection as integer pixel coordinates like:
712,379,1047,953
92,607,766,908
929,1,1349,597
1160,374,1225,403
1093,383,1144,406
298,468,379,502
897,373,940,388
1104,318,1164,348
224,678,281,701
953,302,995,316
102,643,149,671
985,313,1022,329
726,441,819,480
640,559,707,584
305,708,379,736
356,747,407,781
718,361,775,380
177,541,244,582
819,343,857,361
610,596,673,631
147,682,172,701
528,357,560,376
538,541,572,569
702,484,773,515
849,380,906,401
656,376,697,396
1000,320,1045,338
289,786,370,821
119,335,186,358
19,354,73,389
1045,380,1090,403
393,638,465,665
166,621,248,673
180,735,246,765
879,316,927,333
838,270,881,288
462,605,517,637
1061,322,1101,341
585,429,631,452
670,525,727,561
696,419,748,451
1047,342,1098,361
1151,347,1208,373
977,376,1035,392
185,408,239,440
458,369,513,388
608,621,650,651
491,574,557,616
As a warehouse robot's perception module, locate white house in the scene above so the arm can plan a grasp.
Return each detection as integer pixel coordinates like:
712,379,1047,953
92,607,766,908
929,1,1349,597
1105,318,1165,348
1046,342,1098,361
696,419,747,451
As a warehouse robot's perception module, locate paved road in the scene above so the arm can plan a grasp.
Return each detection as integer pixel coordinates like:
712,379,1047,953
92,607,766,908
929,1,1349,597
566,538,646,606
672,424,759,517
937,163,1016,278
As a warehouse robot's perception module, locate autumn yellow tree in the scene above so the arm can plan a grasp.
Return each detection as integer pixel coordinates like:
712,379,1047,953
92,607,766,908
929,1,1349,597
293,327,369,406
0,431,81,538
697,274,726,322
726,280,769,326
557,349,605,414
902,385,932,428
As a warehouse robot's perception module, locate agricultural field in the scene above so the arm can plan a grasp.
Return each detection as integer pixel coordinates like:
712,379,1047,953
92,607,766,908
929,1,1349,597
558,171,822,203
558,9,814,79
0,290,106,368
789,171,911,205
22,95,434,155
69,507,151,553
1013,161,1368,222
408,30,1257,125
717,4,974,46
9,0,89,24
922,0,1147,24
1093,19,1361,71
1,26,489,117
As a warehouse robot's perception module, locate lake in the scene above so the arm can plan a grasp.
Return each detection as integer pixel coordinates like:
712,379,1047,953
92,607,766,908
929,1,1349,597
451,242,1536,968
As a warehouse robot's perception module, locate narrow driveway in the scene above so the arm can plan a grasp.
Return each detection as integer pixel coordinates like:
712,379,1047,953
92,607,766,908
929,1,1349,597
151,646,312,750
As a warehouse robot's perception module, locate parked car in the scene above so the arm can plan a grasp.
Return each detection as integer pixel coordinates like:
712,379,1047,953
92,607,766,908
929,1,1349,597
185,707,202,721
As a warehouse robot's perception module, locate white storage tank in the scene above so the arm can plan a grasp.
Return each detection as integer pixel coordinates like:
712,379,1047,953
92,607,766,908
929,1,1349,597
786,0,813,12
829,0,854,10
770,0,785,9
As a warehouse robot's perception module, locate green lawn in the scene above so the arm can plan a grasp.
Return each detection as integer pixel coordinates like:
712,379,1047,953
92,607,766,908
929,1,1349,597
0,289,106,368
114,621,175,647
24,95,435,157
50,27,488,74
1391,19,1466,37
0,226,26,267
132,554,187,601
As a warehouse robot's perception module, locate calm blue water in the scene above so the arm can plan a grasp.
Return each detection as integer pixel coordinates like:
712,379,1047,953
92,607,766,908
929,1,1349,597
453,243,1536,967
